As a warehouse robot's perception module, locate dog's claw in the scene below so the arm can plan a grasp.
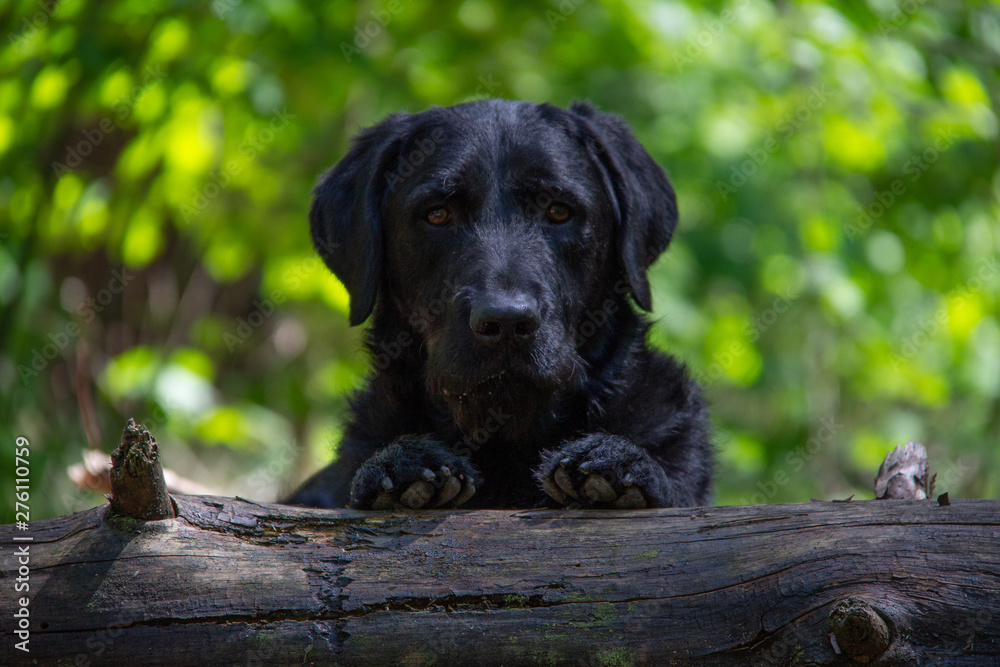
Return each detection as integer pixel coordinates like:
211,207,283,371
434,475,463,507
553,466,579,499
432,465,465,507
380,476,394,492
420,467,436,482
453,483,476,507
578,460,594,474
542,477,570,505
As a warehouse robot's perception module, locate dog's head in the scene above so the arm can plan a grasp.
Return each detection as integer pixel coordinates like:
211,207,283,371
310,100,677,434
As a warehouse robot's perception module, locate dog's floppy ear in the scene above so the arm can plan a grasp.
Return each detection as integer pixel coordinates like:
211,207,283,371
310,114,406,326
569,102,678,312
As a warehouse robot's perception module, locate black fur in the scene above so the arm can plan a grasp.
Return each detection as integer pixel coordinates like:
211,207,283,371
286,100,713,510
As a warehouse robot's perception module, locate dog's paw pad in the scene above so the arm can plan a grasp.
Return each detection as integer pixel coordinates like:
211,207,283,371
611,486,647,509
372,490,395,510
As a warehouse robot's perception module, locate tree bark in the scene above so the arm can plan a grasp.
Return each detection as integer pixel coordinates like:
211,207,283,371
107,418,174,521
3,495,998,666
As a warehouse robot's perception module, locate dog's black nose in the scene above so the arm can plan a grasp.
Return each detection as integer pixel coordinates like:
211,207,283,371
470,294,541,345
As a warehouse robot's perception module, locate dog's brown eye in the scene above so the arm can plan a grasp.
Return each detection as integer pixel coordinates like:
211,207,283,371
426,207,451,226
547,203,571,223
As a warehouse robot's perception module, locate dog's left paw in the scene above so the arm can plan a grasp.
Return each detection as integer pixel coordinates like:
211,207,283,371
536,435,668,509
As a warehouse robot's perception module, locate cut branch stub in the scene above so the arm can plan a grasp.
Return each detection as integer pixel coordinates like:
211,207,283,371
830,597,891,662
875,441,934,500
109,418,175,520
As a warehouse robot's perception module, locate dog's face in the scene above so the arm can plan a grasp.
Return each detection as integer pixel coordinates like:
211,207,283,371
310,101,677,435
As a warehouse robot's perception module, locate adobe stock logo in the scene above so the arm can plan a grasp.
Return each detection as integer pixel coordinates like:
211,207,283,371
740,416,843,505
452,406,513,457
384,127,446,191
339,0,410,63
846,127,959,241
888,256,998,370
178,108,295,224
716,84,833,201
672,0,751,71
222,292,288,353
545,0,586,30
7,0,58,52
692,290,797,388
51,65,168,176
18,268,136,384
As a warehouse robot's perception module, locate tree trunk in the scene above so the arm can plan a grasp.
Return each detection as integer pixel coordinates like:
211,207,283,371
3,494,998,666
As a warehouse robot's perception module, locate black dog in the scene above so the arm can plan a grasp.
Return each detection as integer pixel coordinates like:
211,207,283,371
287,100,713,510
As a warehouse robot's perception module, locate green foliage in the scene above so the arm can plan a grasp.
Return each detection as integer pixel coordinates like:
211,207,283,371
1,0,998,519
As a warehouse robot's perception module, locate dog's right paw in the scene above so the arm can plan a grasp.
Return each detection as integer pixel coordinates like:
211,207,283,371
349,439,479,510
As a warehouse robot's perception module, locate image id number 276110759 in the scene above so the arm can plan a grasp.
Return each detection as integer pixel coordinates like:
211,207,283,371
13,436,33,653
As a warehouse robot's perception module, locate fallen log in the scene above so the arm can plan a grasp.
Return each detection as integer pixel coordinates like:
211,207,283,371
3,492,999,665
4,427,998,665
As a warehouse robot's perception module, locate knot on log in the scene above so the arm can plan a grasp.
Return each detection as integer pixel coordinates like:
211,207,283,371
830,597,891,662
109,418,175,520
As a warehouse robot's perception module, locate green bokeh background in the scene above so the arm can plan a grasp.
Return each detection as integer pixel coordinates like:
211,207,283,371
2,0,998,520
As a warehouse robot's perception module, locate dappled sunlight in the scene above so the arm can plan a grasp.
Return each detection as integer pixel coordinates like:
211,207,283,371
1,0,998,517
